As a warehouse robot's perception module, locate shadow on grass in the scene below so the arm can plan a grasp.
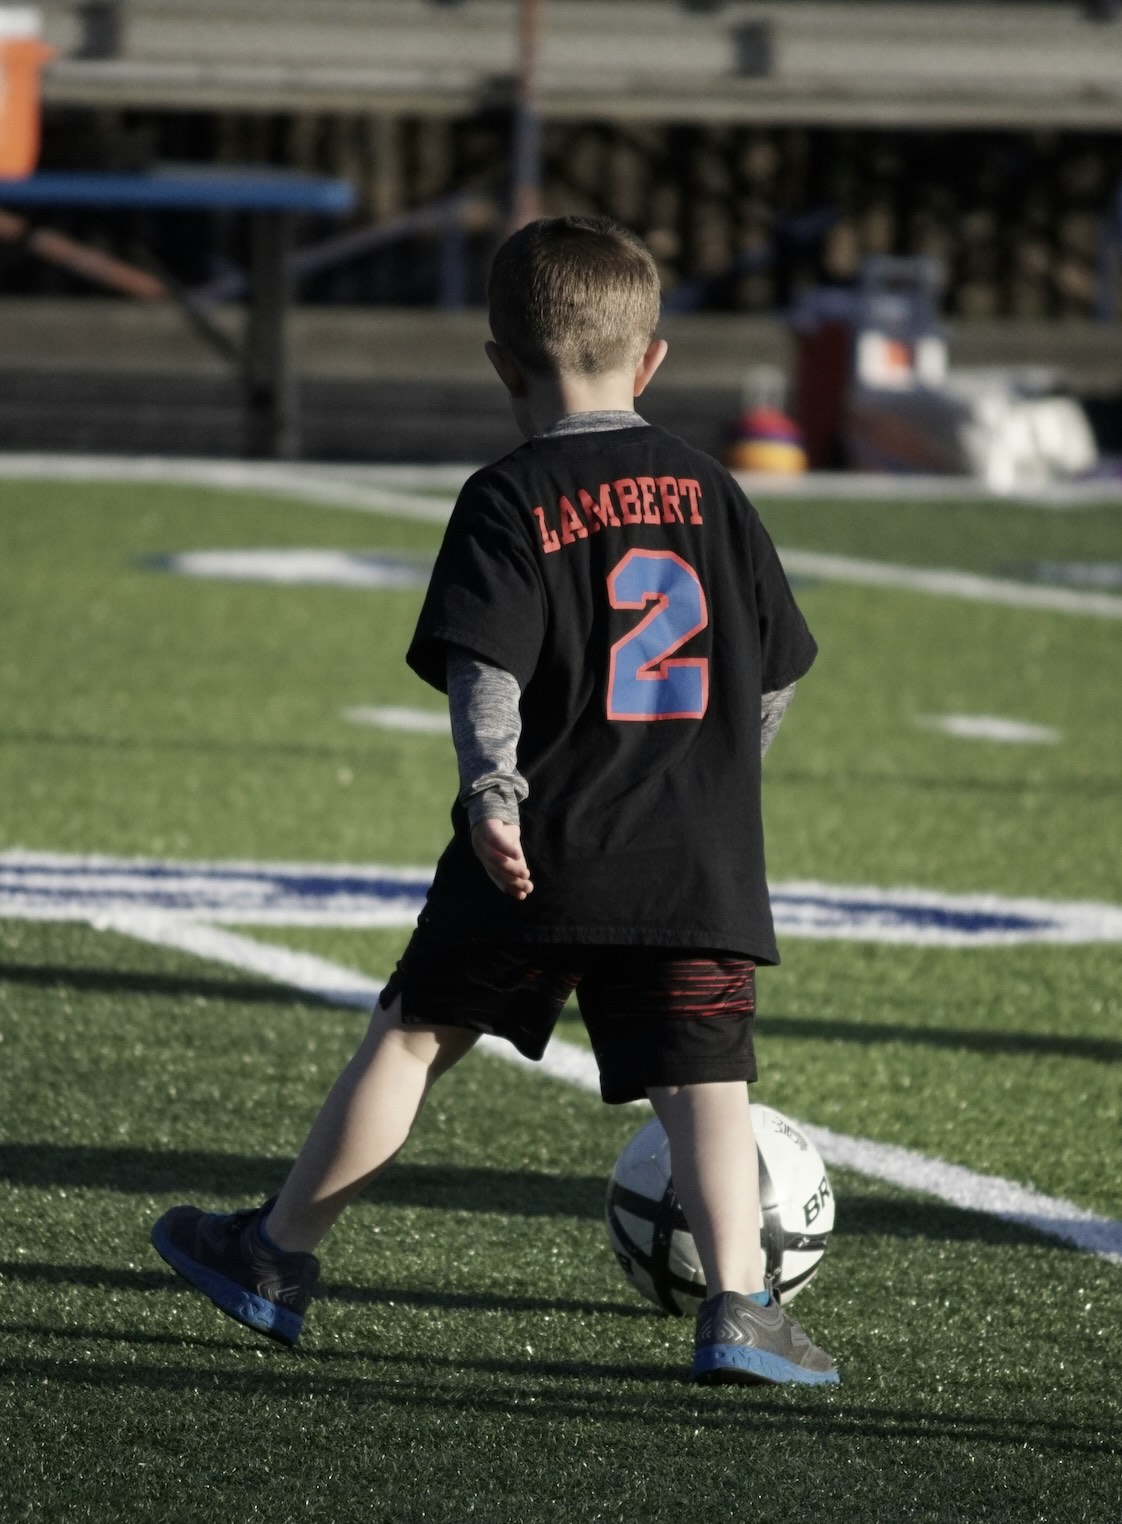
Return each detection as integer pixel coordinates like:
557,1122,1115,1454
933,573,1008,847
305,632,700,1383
0,1176,1081,1329
2,1347,1120,1459
10,954,1115,1063
764,1012,1121,1064
0,1145,605,1218
1,1147,1096,1256
0,1265,647,1320
0,960,339,1011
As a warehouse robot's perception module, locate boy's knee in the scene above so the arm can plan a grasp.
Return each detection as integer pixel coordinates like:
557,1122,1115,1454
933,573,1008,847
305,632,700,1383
367,995,477,1073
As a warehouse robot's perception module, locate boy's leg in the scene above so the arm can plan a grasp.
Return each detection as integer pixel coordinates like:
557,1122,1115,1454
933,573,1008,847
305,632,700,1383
151,931,577,1346
580,950,837,1386
646,1080,764,1297
150,995,476,1344
647,1080,837,1386
265,996,478,1254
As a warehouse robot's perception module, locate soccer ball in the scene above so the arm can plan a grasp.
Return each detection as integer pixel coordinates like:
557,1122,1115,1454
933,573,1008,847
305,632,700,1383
604,1104,834,1315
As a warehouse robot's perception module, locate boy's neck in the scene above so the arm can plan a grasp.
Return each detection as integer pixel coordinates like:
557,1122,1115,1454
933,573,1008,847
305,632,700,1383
485,337,668,440
519,370,639,438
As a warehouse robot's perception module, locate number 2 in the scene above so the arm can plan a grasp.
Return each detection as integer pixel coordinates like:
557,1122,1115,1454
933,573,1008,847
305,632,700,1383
606,549,709,721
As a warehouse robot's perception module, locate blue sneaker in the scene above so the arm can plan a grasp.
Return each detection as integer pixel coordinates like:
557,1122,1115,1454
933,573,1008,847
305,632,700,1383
151,1199,319,1347
691,1290,840,1386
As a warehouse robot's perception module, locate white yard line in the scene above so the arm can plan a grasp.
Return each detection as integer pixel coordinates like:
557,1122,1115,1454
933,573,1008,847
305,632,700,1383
0,453,457,521
99,910,382,1009
156,548,431,588
343,705,450,735
4,453,1122,510
779,548,1122,619
915,713,1062,744
97,910,1122,1269
7,453,1120,617
801,1125,1122,1267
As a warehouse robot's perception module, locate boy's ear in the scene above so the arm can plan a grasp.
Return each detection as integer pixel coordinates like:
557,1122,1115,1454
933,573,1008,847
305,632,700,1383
633,338,669,398
485,341,529,399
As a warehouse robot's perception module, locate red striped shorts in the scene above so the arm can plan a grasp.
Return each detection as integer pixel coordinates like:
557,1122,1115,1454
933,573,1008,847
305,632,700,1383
379,933,757,1105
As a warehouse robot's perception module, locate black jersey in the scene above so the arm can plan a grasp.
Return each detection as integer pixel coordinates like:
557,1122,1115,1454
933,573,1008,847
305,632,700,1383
407,424,816,963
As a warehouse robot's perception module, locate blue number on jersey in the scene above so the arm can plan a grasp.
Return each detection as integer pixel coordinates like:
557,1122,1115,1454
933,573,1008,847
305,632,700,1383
606,549,709,721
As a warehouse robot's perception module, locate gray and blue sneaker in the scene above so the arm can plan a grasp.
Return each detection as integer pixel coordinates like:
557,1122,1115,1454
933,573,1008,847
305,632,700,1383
151,1199,318,1347
691,1290,840,1386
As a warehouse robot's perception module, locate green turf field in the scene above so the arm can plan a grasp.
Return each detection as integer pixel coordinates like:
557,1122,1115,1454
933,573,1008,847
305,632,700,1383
2,472,1120,1523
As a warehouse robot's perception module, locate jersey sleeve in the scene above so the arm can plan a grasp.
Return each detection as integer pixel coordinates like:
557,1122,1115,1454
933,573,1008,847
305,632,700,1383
747,503,818,692
407,480,547,693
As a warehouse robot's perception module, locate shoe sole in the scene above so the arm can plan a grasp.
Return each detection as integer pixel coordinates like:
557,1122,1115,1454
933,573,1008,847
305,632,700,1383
150,1220,303,1347
691,1344,840,1387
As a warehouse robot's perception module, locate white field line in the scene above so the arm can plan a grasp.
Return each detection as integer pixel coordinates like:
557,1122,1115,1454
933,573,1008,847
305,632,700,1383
801,1124,1122,1267
6,453,1122,616
98,910,382,1009
4,453,1122,510
0,454,457,521
99,910,1122,1269
343,705,450,735
159,549,431,588
915,713,1061,744
734,470,1122,510
779,549,1122,619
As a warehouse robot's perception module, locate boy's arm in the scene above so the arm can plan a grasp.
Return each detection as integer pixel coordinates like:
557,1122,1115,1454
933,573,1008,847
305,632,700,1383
761,683,796,756
446,646,533,899
447,647,526,824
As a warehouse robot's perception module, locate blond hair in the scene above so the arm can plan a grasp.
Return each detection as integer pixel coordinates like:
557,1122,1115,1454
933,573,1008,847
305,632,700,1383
488,216,661,377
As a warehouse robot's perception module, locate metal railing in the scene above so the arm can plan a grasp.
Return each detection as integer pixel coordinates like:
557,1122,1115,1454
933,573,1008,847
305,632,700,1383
189,192,498,313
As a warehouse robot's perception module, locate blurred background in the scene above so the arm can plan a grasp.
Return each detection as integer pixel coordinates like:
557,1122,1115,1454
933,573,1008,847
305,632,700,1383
1,0,1120,476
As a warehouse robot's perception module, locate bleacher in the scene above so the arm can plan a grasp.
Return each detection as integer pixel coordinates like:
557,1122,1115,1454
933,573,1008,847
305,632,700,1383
5,2,1120,460
38,1,1122,127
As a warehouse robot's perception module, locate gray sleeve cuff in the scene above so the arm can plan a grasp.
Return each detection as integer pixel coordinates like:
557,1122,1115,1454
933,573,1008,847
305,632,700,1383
761,682,796,756
446,646,528,827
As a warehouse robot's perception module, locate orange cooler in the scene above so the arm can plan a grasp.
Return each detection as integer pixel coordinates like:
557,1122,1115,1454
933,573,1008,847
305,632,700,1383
0,8,55,179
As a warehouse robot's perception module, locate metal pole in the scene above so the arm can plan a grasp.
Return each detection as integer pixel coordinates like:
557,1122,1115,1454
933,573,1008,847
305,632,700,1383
75,1,125,60
244,211,299,459
509,0,543,232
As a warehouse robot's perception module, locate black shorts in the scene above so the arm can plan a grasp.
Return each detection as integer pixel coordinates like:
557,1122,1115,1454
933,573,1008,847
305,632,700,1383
377,926,757,1105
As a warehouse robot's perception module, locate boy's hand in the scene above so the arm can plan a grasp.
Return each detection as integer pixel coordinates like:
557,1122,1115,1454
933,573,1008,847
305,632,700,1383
471,818,534,900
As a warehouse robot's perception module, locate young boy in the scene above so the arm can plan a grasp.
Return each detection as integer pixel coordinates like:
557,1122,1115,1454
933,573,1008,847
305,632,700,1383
151,216,838,1388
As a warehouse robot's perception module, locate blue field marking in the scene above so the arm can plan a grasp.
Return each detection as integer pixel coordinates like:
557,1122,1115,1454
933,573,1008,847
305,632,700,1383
0,852,431,927
770,884,1052,941
2,852,1122,946
771,879,1122,945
